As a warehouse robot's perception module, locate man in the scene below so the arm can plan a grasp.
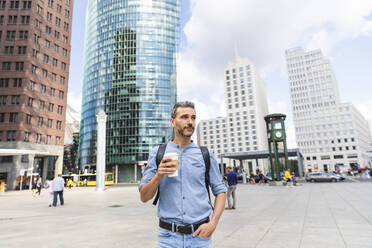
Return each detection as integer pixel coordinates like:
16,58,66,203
52,174,65,207
139,101,227,248
225,167,237,210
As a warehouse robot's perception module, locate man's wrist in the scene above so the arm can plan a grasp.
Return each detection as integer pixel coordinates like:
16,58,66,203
209,219,218,228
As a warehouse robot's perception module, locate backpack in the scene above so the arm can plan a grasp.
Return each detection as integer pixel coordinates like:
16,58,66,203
152,143,213,209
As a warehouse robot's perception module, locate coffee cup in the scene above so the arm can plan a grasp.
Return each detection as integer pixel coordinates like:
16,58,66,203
163,152,179,177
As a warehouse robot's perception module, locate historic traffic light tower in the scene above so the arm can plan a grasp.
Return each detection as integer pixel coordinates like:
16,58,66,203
264,114,289,181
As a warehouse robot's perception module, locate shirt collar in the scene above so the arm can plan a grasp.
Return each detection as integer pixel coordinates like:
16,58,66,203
168,140,198,150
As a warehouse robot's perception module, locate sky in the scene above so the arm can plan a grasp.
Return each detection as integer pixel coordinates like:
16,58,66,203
67,0,372,148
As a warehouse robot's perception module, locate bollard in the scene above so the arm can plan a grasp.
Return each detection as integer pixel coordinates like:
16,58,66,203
242,173,247,184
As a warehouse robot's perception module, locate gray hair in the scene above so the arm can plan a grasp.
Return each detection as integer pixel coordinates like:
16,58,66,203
171,101,195,118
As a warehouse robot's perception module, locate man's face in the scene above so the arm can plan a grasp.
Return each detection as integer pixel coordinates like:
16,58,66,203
170,107,196,138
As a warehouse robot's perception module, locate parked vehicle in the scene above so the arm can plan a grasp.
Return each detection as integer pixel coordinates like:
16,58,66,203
251,174,272,183
305,172,340,182
330,172,345,181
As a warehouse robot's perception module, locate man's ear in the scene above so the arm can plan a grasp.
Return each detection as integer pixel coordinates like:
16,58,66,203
170,118,175,128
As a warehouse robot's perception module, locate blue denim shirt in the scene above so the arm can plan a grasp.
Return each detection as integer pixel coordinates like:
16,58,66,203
139,142,227,225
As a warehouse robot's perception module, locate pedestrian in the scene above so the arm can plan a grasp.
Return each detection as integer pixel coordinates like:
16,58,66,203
284,169,291,187
291,172,297,186
36,177,42,196
83,178,87,187
31,177,37,197
44,180,54,207
258,171,265,184
139,101,227,248
225,167,237,210
52,174,65,207
249,174,256,184
68,179,73,189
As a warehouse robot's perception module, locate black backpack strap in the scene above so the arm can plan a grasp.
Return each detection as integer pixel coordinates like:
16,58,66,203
200,146,213,210
152,143,167,206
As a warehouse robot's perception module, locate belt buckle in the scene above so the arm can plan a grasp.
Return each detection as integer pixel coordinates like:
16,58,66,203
175,225,181,233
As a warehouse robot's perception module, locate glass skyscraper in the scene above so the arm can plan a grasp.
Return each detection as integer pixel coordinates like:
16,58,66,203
79,0,180,181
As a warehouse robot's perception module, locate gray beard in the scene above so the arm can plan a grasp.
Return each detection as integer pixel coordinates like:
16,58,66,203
177,127,194,137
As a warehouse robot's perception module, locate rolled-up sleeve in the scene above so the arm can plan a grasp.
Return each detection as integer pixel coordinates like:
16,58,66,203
138,146,159,192
208,149,227,196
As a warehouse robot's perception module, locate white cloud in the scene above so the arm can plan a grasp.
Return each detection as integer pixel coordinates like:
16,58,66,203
178,0,372,148
178,0,372,106
67,90,82,113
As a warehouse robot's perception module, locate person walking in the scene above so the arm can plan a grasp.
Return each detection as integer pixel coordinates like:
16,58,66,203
225,167,238,210
52,174,65,207
31,177,37,198
139,101,227,248
44,180,54,207
36,177,42,197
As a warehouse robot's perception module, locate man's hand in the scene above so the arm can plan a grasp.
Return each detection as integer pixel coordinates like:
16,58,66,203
192,221,217,238
157,157,178,179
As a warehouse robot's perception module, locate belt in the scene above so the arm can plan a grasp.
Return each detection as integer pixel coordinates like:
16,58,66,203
159,218,209,235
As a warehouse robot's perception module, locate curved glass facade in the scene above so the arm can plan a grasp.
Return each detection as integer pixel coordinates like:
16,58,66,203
79,0,180,177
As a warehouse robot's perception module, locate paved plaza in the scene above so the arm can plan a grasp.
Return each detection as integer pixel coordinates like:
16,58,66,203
2,181,372,248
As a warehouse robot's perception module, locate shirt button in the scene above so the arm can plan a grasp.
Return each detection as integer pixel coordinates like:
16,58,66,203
183,212,186,215
183,197,185,199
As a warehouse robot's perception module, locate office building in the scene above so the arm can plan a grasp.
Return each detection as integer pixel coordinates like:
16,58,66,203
285,47,372,172
197,57,269,173
79,0,180,182
0,0,73,189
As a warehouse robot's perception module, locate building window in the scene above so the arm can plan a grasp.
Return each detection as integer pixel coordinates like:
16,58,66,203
36,133,42,143
11,95,20,105
39,100,45,110
15,62,24,71
48,103,54,112
9,112,19,123
40,84,46,94
0,78,9,87
21,15,30,24
31,65,37,74
8,15,18,24
26,114,32,124
0,96,6,105
37,117,43,127
2,62,11,71
57,105,63,114
29,81,36,91
5,46,14,55
28,97,34,107
24,132,30,142
56,136,60,145
7,131,17,141
23,1,32,9
0,113,5,122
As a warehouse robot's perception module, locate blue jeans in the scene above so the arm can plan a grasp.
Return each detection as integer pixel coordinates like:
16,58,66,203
158,227,211,248
53,191,64,206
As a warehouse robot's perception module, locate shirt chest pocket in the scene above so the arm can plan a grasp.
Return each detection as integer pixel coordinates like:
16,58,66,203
187,158,206,181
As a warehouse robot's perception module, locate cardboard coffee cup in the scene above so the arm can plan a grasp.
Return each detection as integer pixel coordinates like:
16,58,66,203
164,152,179,177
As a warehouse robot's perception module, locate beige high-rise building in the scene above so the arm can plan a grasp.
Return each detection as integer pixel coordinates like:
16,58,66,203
285,47,372,172
197,56,269,174
0,0,74,189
